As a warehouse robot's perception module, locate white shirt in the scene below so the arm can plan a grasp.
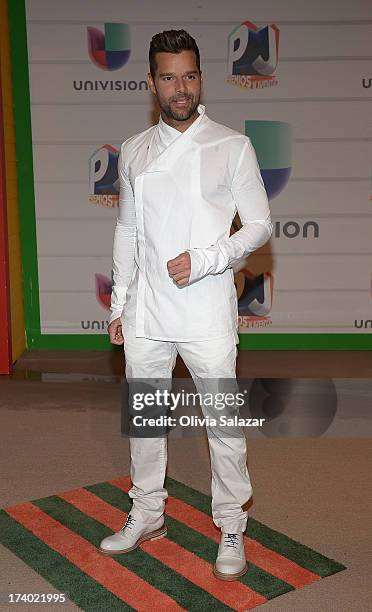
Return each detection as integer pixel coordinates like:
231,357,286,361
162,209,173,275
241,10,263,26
109,103,273,342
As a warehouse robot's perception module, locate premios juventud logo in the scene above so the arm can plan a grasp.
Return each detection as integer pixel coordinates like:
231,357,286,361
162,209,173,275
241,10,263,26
89,145,119,208
227,20,280,90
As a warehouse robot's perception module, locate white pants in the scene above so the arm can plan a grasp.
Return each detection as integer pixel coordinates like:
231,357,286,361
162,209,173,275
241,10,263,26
122,320,252,533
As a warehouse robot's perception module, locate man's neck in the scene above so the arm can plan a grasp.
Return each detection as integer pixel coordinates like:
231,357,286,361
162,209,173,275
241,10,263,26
160,108,200,133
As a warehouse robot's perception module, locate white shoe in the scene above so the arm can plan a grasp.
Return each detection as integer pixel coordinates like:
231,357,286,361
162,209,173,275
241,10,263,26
213,531,248,580
98,513,167,555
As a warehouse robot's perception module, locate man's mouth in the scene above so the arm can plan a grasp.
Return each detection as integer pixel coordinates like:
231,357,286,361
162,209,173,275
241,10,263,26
172,98,191,106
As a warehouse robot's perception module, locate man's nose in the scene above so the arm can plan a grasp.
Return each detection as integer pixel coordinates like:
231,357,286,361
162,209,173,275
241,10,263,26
174,77,187,93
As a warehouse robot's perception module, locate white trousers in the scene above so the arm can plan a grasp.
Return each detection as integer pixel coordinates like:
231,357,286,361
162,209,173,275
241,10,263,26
122,320,252,533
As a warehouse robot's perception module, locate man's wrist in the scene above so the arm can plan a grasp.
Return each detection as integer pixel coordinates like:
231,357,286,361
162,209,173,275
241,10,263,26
108,310,123,326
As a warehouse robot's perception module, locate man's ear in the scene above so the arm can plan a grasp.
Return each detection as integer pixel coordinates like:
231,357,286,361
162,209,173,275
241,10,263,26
147,72,156,95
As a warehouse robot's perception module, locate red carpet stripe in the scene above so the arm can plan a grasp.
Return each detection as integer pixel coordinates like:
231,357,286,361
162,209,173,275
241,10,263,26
110,476,320,589
141,537,266,610
59,488,125,531
5,502,184,612
165,497,320,590
59,487,267,611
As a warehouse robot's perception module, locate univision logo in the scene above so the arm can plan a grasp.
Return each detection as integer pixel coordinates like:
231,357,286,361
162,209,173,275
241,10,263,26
274,220,320,238
354,273,372,328
95,273,112,309
227,20,280,89
245,120,291,200
80,273,112,331
87,23,131,70
72,23,148,93
81,320,110,330
354,320,372,328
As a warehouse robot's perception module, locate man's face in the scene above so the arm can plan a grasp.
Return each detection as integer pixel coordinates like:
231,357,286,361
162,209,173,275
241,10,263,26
147,50,202,123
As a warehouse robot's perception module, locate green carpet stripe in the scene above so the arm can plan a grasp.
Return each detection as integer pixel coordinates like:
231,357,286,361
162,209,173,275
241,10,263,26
165,476,213,515
0,509,132,611
247,517,346,578
33,495,232,612
165,477,346,577
88,481,293,600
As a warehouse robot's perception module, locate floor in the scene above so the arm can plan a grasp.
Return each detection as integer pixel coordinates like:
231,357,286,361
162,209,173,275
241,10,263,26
0,348,371,611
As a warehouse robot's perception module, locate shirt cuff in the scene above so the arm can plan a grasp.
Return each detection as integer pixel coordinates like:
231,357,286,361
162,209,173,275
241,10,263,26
108,285,127,325
108,310,123,326
186,244,229,285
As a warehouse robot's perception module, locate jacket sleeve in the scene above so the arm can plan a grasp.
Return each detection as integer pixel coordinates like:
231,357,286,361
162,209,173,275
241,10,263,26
186,137,273,285
108,143,137,325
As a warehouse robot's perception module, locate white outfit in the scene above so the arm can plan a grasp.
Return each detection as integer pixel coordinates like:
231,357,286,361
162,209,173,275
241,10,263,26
123,318,251,533
109,103,273,341
109,103,272,532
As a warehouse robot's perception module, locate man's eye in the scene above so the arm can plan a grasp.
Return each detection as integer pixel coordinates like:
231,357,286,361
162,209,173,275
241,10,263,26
186,75,196,79
163,76,173,81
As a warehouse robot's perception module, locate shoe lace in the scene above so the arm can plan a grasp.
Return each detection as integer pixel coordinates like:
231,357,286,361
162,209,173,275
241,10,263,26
224,533,239,549
121,514,136,531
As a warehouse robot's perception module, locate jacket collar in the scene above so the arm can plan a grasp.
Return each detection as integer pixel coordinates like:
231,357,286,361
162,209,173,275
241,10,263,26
139,104,207,176
157,103,206,146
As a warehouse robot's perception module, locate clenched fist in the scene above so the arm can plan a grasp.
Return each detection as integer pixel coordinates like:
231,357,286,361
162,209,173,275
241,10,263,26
107,317,124,345
167,252,191,286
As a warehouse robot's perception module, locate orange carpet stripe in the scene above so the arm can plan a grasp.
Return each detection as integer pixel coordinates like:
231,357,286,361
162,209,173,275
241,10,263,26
59,488,125,532
110,476,320,589
59,486,267,611
165,496,320,590
141,537,266,611
5,502,184,612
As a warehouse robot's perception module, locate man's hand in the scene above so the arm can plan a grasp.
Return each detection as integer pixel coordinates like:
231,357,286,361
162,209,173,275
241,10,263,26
107,317,124,345
167,252,191,286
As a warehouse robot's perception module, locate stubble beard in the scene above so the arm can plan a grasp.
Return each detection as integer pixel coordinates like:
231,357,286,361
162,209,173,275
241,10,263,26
158,91,200,122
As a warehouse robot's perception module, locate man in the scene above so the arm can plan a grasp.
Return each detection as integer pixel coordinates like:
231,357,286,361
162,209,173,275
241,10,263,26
99,29,273,581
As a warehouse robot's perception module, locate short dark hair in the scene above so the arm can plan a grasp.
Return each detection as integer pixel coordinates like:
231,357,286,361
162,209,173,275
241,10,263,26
149,29,201,79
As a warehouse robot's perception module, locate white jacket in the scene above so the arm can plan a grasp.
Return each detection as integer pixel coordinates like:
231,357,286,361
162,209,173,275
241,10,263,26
109,103,273,342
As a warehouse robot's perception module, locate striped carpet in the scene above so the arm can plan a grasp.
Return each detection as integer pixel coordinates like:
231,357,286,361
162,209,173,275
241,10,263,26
0,476,346,611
